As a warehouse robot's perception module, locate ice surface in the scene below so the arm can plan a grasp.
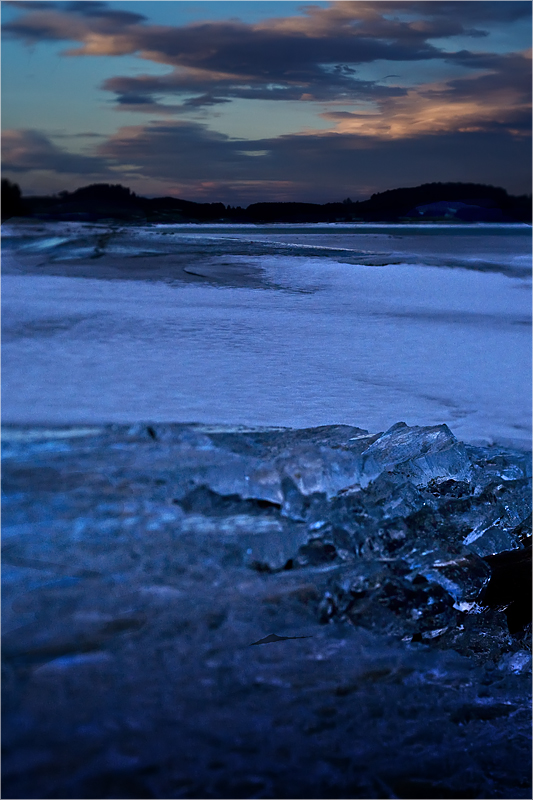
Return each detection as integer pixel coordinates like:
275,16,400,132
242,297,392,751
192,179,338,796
2,222,531,449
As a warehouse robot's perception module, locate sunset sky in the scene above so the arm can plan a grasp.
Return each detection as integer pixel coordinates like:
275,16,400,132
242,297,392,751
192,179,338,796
2,1,531,204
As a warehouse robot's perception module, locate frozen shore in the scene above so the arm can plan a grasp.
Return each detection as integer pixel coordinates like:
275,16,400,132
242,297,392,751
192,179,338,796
2,420,531,799
2,220,531,448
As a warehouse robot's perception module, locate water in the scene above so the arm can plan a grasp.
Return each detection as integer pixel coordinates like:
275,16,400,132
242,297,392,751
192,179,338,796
2,222,531,448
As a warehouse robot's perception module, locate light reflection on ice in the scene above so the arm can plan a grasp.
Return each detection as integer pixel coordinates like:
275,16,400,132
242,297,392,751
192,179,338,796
20,237,71,251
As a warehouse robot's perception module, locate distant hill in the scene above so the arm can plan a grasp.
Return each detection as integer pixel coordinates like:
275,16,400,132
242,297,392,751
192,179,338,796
2,180,531,223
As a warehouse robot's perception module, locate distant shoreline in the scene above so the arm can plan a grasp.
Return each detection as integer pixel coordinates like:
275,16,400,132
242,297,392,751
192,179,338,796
3,179,531,224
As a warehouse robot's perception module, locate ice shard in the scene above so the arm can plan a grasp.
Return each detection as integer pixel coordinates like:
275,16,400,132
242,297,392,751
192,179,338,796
2,420,531,800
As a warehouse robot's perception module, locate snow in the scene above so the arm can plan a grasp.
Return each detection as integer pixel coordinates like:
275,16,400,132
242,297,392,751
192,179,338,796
2,226,530,449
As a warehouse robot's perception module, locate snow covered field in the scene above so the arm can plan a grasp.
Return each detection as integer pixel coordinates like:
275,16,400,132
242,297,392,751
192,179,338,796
2,222,531,448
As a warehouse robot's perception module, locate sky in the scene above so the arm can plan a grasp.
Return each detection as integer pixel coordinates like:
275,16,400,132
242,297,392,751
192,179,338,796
2,0,531,204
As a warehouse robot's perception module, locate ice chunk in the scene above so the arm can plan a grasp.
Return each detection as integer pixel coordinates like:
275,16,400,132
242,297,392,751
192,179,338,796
360,471,433,520
497,484,532,530
242,523,310,571
179,513,308,571
143,443,283,506
464,524,522,558
466,446,532,493
205,458,283,505
280,476,319,521
360,422,470,486
277,445,365,498
208,426,377,501
396,443,472,486
420,569,470,603
206,424,369,461
461,486,531,558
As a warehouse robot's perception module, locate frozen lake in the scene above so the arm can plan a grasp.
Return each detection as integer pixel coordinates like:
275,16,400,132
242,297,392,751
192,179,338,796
2,221,531,448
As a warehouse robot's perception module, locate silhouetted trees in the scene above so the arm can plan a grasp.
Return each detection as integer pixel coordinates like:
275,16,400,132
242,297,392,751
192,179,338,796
245,183,531,223
65,183,137,203
2,179,27,220
3,180,531,224
362,182,510,216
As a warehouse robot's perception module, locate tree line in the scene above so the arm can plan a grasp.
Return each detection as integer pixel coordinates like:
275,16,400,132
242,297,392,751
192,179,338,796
2,178,531,223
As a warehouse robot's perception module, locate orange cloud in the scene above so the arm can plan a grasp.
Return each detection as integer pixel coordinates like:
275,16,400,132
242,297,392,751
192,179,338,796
321,51,531,139
323,90,529,138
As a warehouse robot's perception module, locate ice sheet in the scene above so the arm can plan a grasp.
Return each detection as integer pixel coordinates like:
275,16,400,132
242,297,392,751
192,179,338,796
2,226,531,448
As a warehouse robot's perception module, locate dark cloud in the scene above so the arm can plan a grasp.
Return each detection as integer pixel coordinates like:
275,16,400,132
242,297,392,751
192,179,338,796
182,95,230,109
432,53,531,102
62,1,146,23
5,0,145,24
94,119,531,202
112,92,231,116
398,1,531,23
94,17,439,106
4,0,525,110
3,0,145,45
2,129,110,175
98,121,245,181
116,94,153,106
102,70,408,107
449,49,532,73
3,118,530,202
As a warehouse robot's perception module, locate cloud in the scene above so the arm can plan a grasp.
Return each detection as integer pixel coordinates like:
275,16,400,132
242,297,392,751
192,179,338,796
3,1,515,102
398,1,531,24
4,0,529,140
60,2,146,23
257,2,485,40
113,91,231,116
3,0,145,47
97,121,245,181
2,129,110,174
6,0,146,26
93,118,531,202
321,50,531,138
3,117,530,202
3,2,530,200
